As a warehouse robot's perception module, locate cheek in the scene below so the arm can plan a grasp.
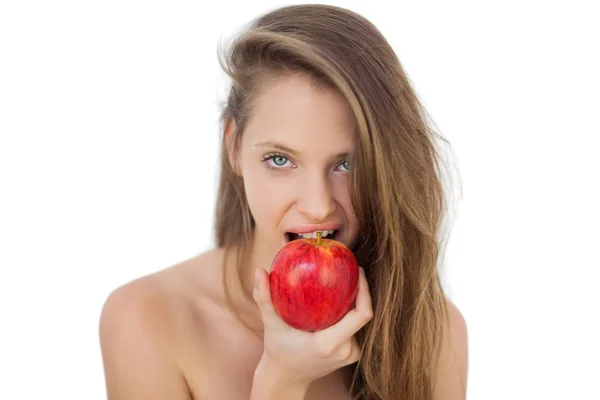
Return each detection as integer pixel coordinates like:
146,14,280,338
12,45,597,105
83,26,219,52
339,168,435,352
332,176,354,213
243,165,295,229
332,176,360,229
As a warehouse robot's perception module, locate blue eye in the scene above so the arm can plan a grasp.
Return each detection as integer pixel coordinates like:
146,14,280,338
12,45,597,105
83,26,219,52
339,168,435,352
271,156,288,166
261,152,294,170
338,160,351,171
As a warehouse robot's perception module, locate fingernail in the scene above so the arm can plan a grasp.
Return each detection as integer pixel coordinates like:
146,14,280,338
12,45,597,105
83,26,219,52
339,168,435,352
359,266,364,276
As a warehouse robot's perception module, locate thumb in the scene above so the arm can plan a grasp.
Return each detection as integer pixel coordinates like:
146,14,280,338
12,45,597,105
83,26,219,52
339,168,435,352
253,268,284,328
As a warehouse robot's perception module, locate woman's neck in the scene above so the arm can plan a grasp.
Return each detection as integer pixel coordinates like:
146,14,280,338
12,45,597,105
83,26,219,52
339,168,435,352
245,228,280,285
223,229,281,325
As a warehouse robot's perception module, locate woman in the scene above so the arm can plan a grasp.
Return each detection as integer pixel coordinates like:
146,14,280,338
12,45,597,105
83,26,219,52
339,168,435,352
100,4,468,399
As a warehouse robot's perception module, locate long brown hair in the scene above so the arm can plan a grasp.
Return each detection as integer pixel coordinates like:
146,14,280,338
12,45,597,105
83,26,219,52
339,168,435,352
214,4,461,399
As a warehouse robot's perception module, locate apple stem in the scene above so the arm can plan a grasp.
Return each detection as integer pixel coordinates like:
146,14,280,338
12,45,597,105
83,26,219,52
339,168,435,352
316,231,322,245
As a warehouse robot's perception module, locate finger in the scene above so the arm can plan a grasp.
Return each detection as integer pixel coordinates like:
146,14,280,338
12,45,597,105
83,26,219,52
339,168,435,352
353,266,373,317
315,266,373,345
336,337,362,366
345,336,361,366
252,268,287,328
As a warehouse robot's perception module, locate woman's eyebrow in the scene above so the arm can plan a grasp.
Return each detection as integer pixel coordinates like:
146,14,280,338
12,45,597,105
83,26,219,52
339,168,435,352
253,140,299,157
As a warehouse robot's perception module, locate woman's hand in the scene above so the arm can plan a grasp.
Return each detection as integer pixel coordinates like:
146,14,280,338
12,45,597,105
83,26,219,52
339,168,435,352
252,265,374,391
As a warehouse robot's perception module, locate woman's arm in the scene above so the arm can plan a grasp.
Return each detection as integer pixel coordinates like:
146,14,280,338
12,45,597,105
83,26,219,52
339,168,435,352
249,357,309,400
99,282,192,400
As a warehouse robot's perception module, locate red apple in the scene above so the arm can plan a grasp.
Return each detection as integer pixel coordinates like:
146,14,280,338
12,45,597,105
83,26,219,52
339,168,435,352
269,232,359,331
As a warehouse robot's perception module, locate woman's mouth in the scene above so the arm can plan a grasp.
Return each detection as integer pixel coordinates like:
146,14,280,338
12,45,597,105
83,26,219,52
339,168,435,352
285,229,340,243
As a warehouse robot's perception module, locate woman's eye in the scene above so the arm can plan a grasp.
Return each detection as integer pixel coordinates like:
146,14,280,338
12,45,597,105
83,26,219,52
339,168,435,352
265,155,291,168
273,156,288,166
338,160,351,171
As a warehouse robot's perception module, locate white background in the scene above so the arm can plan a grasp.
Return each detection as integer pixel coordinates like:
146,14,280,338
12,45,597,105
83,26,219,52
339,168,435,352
1,1,598,399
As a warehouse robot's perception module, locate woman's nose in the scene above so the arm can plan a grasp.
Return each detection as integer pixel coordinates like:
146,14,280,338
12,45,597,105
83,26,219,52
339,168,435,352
296,173,336,222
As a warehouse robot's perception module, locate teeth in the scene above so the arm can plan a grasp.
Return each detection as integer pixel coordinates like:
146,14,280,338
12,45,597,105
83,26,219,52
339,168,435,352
299,229,335,239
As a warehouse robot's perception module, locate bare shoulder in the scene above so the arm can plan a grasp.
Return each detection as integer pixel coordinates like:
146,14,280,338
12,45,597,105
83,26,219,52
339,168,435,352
99,249,225,399
434,297,469,400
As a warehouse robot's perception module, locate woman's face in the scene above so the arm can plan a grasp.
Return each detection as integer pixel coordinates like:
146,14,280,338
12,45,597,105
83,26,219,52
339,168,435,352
235,74,360,256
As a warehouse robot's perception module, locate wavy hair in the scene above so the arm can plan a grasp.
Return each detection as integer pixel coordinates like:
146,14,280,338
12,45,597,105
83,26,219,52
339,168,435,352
214,4,461,399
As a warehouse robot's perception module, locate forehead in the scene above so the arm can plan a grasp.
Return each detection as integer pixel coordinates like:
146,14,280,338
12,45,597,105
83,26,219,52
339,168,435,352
245,75,356,152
